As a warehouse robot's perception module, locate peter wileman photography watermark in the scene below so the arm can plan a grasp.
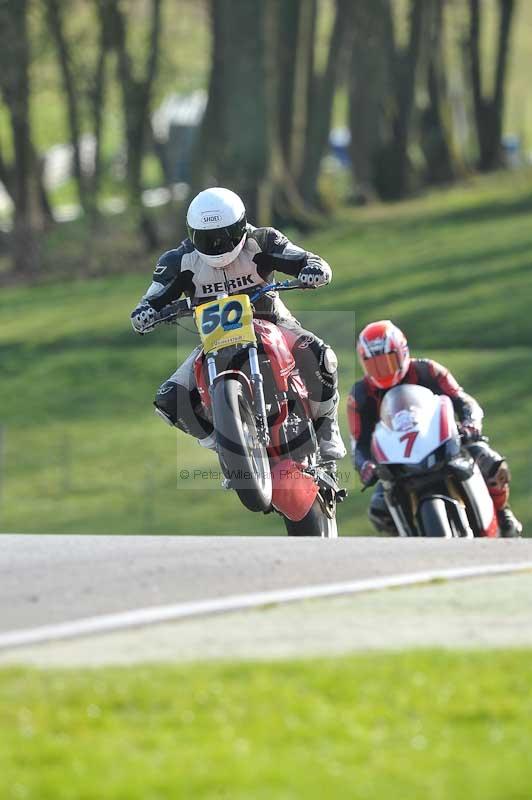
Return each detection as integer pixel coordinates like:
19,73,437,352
178,466,355,485
174,309,357,492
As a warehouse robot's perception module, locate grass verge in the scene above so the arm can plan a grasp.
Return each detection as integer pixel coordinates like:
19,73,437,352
1,170,531,534
0,649,531,799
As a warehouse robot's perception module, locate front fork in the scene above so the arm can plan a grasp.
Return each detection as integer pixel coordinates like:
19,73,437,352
248,345,270,446
206,345,270,446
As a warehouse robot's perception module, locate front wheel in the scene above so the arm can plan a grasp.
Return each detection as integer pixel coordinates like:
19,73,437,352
283,499,338,537
418,497,453,538
213,377,272,512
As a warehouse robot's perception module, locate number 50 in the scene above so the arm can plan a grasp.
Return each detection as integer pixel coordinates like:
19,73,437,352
201,300,243,335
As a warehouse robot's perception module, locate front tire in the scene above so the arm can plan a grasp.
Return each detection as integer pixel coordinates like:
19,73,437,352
418,497,453,538
283,499,338,537
213,378,272,512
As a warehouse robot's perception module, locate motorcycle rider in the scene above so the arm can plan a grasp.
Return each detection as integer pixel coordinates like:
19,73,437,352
131,187,346,460
347,320,522,537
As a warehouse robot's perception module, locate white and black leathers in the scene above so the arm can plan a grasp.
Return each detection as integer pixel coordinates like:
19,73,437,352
131,225,346,460
135,224,331,323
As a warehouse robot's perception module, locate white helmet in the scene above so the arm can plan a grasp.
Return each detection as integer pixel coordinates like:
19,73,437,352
186,187,247,269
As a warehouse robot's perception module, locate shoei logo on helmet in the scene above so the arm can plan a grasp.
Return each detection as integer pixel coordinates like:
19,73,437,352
367,336,386,354
201,213,222,225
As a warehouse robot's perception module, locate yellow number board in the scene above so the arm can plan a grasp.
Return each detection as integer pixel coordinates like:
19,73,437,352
194,294,256,354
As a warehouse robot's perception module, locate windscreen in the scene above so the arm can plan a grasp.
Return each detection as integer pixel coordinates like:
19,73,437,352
380,384,436,431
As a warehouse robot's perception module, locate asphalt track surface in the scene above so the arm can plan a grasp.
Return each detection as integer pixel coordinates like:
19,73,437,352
1,535,532,638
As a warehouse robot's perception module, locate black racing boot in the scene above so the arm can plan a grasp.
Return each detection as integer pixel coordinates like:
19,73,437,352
497,508,523,538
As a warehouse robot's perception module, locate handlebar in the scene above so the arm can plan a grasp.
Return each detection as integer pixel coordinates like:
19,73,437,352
153,279,305,327
457,426,484,445
249,279,303,303
152,298,193,325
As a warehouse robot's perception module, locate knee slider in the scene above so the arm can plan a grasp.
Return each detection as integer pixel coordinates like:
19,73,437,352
154,406,175,427
317,345,338,398
321,346,338,375
154,380,179,425
155,380,212,438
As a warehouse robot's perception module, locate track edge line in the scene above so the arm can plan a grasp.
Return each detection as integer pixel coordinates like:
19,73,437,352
1,561,532,651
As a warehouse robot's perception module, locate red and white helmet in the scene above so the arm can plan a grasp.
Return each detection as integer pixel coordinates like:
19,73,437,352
357,320,410,390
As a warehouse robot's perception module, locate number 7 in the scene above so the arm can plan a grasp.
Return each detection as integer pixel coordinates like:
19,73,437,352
399,431,418,457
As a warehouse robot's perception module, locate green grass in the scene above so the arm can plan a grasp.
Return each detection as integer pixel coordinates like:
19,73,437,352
1,648,531,799
1,169,531,534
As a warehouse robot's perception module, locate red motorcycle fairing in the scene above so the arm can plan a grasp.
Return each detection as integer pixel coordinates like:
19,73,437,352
270,459,319,521
194,319,313,461
195,320,305,408
439,395,453,441
194,354,253,409
288,370,310,409
483,512,499,538
460,465,499,537
253,319,295,392
371,436,389,464
267,396,289,457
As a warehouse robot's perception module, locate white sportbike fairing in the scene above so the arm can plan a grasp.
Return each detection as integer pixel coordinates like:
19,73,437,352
371,385,498,538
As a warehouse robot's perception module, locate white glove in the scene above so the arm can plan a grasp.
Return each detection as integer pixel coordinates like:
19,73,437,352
298,262,331,288
131,302,157,334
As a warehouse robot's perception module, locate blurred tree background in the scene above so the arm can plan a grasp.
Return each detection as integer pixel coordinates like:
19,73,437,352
0,0,525,277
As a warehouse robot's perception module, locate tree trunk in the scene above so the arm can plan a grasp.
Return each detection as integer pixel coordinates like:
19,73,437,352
86,0,111,219
348,0,392,203
0,0,41,274
191,0,319,228
0,142,13,200
188,0,225,199
469,0,516,171
278,0,317,182
299,0,356,208
420,0,459,185
263,0,321,227
390,0,426,198
373,0,432,199
192,0,270,221
278,0,301,164
106,0,162,247
44,0,87,214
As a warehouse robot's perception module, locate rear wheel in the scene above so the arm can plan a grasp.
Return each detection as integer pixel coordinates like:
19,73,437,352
418,497,453,538
283,499,338,537
213,378,272,512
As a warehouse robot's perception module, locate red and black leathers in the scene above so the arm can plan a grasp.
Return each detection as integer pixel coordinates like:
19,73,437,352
348,357,516,531
347,358,482,473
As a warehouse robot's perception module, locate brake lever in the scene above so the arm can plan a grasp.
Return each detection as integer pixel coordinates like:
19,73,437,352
154,298,192,325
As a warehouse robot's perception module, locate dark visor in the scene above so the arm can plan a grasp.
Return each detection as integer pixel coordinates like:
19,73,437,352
190,218,246,256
